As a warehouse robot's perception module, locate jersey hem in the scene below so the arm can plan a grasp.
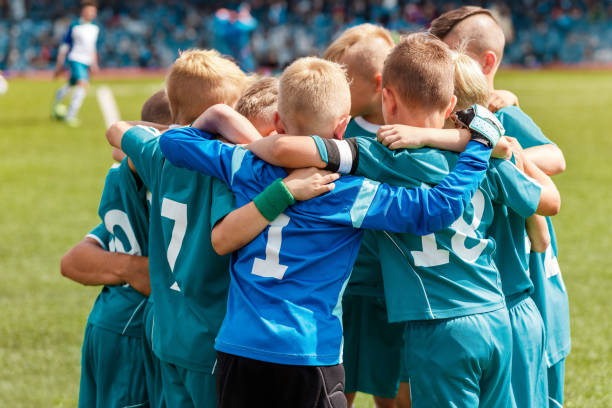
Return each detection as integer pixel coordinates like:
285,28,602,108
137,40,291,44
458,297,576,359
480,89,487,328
386,301,505,323
153,347,217,373
215,340,341,366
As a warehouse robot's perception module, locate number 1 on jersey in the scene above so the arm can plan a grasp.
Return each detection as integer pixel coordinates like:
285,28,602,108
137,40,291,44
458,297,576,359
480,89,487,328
252,214,290,280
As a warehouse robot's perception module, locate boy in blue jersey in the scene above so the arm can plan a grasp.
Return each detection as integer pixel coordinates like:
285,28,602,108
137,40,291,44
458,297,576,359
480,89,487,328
105,50,341,408
430,8,569,407
324,24,403,408
158,56,500,408
244,35,560,408
52,0,99,127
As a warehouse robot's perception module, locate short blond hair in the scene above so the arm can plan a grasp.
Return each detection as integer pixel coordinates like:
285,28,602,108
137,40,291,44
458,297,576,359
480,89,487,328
166,49,248,125
452,49,489,110
383,33,454,111
279,57,350,136
235,76,279,125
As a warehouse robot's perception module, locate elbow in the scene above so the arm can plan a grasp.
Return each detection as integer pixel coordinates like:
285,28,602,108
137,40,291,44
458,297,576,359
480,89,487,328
60,252,77,281
537,195,561,216
211,228,233,256
530,235,551,253
106,121,128,146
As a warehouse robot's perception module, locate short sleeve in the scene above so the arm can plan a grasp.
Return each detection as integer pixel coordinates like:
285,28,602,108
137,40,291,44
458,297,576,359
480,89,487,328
210,178,236,231
496,106,553,149
121,126,164,191
86,223,109,249
488,159,542,218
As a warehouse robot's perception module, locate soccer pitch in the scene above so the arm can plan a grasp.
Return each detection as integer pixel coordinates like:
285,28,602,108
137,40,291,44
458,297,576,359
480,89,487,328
0,70,610,407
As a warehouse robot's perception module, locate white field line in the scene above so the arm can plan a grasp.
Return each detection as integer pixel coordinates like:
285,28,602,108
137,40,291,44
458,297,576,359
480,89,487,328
96,85,121,127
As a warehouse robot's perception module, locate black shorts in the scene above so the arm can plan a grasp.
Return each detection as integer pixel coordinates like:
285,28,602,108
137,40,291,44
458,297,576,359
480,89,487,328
216,351,346,408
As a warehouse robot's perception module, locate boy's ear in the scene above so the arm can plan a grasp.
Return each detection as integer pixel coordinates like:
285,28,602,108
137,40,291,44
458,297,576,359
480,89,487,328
273,112,286,135
444,95,457,119
382,87,397,120
333,115,351,140
374,73,383,94
481,51,498,75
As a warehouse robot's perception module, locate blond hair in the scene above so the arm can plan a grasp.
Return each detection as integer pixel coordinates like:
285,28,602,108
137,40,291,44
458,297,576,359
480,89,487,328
166,49,248,125
279,57,350,136
235,76,279,125
382,33,454,111
452,49,489,110
324,24,394,79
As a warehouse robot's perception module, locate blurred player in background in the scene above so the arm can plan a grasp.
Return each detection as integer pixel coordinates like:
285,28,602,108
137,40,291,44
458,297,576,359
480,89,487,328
52,0,99,127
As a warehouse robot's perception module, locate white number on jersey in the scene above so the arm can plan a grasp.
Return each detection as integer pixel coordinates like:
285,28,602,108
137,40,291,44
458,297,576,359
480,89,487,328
161,197,188,291
104,209,141,255
251,214,290,280
411,190,488,267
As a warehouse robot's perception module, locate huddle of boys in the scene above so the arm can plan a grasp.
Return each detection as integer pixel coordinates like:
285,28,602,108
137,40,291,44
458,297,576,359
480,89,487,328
61,6,568,408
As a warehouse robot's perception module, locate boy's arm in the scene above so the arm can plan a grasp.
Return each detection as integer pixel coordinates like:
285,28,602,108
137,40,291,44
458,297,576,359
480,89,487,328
357,140,492,235
191,104,262,144
377,125,511,159
523,144,566,176
106,121,168,150
522,154,561,216
246,134,327,168
211,168,339,255
526,214,551,253
488,89,519,112
61,236,150,296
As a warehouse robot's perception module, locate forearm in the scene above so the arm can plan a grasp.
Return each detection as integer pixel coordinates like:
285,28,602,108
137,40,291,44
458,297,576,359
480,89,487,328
523,157,561,216
212,202,269,255
192,104,262,144
60,238,129,286
246,135,326,168
526,214,551,253
423,128,470,152
116,255,150,296
523,144,566,176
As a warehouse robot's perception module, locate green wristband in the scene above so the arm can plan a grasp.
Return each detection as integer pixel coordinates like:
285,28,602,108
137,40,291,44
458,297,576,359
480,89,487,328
253,178,296,222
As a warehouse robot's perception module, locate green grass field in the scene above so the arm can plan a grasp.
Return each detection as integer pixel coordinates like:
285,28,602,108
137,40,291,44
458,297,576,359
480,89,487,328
1,70,611,407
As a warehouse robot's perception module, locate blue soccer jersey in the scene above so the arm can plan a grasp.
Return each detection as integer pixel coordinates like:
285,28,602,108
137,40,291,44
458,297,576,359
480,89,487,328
497,106,570,364
159,127,492,366
121,126,234,373
311,136,542,322
86,161,149,338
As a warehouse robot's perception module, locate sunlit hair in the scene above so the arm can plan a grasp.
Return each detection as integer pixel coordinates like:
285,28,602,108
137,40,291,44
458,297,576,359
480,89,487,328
166,49,248,125
235,76,279,126
140,89,172,125
324,24,394,79
278,57,350,136
382,33,454,111
452,46,489,111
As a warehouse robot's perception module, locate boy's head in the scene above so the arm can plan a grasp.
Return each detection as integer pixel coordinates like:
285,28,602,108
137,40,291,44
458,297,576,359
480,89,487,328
235,76,279,137
166,49,248,126
451,50,489,113
429,7,505,87
277,57,350,139
324,24,394,120
81,0,98,22
381,33,456,129
141,89,173,125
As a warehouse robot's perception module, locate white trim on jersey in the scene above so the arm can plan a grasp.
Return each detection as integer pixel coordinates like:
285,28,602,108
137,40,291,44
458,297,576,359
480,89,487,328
354,116,381,134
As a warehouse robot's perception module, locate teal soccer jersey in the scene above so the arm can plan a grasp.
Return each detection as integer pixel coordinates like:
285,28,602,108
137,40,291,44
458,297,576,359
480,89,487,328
343,117,384,297
312,136,542,321
121,126,234,373
86,161,149,337
496,106,570,364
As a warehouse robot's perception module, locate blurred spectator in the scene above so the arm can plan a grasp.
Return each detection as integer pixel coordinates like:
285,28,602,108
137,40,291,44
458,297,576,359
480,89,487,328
0,0,611,72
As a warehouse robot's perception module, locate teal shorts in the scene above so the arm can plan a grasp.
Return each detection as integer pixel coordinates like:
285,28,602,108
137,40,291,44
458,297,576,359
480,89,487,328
68,60,90,86
342,295,404,399
402,308,513,408
143,301,165,408
79,323,148,408
508,295,548,408
547,358,565,408
160,360,217,408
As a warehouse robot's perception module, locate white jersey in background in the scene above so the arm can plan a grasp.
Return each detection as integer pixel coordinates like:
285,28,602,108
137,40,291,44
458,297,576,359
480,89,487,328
62,19,99,66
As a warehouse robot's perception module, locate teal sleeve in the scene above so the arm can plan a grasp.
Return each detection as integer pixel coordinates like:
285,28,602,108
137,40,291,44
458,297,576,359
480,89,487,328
311,136,329,164
210,177,236,231
496,106,553,149
86,223,110,250
488,159,542,218
121,126,164,191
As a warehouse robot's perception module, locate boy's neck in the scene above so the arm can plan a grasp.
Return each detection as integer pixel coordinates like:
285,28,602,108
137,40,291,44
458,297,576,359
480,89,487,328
361,109,385,126
396,109,444,129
